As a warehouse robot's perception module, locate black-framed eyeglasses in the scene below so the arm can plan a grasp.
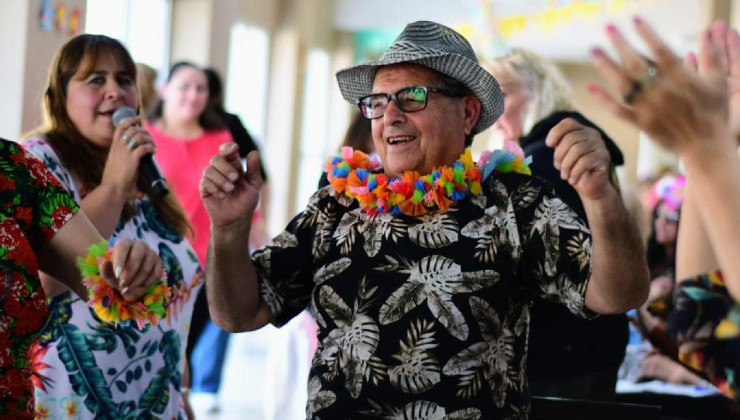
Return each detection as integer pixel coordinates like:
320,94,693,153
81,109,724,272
357,86,464,120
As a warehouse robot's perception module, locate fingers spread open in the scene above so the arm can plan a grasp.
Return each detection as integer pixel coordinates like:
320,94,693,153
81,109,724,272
698,28,726,78
590,47,635,99
633,17,679,69
727,28,740,77
606,23,647,78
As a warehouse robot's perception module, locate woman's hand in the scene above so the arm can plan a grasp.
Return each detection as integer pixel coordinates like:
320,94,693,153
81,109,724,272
588,17,732,160
100,238,164,302
101,116,157,198
200,143,263,230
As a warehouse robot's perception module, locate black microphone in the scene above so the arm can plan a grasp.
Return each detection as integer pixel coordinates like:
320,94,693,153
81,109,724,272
112,107,169,198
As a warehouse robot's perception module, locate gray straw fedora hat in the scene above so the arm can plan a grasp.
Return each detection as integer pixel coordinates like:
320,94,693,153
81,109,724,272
336,20,503,135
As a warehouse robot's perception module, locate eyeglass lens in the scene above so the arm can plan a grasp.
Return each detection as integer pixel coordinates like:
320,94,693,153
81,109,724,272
360,87,429,119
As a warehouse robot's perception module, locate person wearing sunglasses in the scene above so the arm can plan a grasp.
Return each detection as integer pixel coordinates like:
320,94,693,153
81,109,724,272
199,21,649,418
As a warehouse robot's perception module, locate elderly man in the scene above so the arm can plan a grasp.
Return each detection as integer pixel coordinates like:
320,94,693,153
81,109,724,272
200,21,649,419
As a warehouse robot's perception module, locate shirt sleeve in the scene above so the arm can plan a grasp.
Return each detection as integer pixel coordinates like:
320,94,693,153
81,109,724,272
16,141,79,243
252,187,341,327
22,138,82,201
509,175,595,319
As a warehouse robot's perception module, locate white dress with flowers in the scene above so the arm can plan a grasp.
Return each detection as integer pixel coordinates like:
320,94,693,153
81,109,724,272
24,138,203,420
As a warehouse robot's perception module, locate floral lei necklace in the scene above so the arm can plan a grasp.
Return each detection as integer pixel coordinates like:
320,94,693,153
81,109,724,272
325,141,531,216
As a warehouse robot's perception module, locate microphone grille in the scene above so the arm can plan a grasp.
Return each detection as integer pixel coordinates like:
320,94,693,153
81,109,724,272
112,106,137,127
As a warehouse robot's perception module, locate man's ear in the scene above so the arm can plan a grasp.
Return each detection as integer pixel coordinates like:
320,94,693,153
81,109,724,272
462,95,482,135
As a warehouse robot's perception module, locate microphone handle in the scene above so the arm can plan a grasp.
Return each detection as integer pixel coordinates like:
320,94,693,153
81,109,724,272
140,154,169,197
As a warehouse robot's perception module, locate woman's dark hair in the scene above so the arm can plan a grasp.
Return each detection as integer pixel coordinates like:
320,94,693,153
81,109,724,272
342,111,373,153
646,204,680,279
203,67,225,110
149,61,225,130
33,34,191,236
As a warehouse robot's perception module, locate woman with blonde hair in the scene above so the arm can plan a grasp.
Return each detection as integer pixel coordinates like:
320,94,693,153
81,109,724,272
23,34,202,418
485,49,628,400
135,62,159,119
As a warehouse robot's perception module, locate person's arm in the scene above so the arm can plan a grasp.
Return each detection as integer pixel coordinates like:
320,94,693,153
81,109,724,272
675,180,719,281
200,144,275,331
547,118,650,313
681,146,740,300
36,211,95,298
36,211,164,302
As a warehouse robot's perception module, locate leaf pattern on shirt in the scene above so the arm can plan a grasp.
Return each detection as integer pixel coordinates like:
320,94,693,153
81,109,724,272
361,399,482,420
460,204,520,264
318,278,380,399
315,258,352,285
388,318,440,393
528,196,588,276
378,255,499,340
360,212,408,257
299,194,340,261
255,231,298,273
539,273,588,315
408,212,458,249
307,375,336,418
566,231,591,272
443,296,517,406
254,172,597,418
511,179,540,211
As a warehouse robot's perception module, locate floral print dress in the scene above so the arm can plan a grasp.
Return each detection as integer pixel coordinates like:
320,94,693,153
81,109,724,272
254,172,595,419
667,270,740,400
23,138,203,420
0,139,79,419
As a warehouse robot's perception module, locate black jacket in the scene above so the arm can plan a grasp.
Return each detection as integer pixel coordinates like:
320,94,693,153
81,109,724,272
522,111,628,380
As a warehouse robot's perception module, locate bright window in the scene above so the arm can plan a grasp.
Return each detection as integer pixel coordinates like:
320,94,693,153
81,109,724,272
225,23,270,143
85,0,171,82
296,49,331,213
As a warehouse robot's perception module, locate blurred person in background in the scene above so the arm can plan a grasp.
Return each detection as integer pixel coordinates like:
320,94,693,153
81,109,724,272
485,48,629,400
590,17,740,399
20,33,200,418
135,62,159,121
147,62,238,412
621,173,706,386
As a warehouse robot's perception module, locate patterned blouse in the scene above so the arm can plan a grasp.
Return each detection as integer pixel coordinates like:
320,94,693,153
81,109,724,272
23,138,204,420
667,270,740,400
0,138,78,419
254,171,595,419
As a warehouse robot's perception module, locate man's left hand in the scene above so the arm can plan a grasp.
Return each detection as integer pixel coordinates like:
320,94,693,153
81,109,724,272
546,118,613,200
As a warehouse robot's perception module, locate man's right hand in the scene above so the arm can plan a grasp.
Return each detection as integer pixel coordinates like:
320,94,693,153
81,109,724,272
200,143,263,228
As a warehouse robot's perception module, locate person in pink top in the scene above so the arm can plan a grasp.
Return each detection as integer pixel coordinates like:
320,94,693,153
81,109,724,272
145,61,235,408
145,62,233,267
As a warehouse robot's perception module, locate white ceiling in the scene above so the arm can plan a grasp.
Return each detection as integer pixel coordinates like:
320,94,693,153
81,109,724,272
333,0,705,62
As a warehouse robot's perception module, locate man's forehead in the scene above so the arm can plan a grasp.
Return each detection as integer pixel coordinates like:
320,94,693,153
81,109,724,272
372,64,440,90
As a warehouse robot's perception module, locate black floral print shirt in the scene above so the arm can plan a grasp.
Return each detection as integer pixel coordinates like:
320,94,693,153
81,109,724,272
254,172,595,419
